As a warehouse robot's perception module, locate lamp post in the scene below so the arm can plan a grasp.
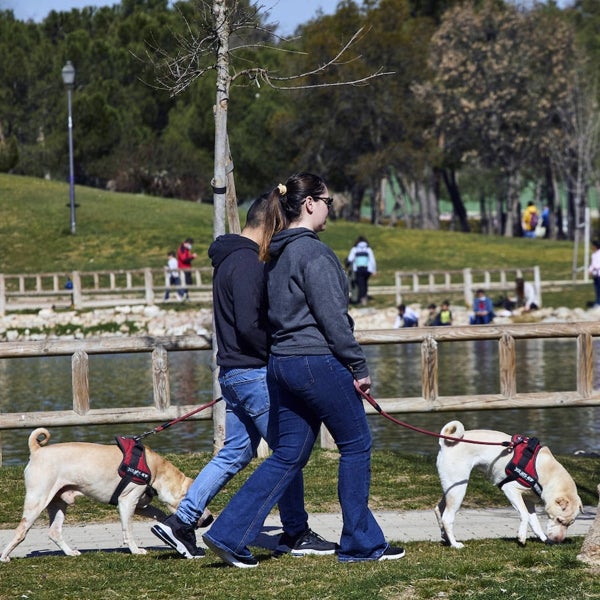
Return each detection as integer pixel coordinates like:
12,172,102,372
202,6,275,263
61,60,76,235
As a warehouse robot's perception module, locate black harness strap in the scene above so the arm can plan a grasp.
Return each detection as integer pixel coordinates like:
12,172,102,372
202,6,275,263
498,435,543,497
109,436,152,506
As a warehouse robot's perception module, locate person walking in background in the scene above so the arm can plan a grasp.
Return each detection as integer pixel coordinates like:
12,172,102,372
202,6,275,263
522,202,539,238
394,304,419,328
177,237,197,300
152,196,334,560
346,236,376,305
203,172,405,567
164,250,183,301
470,289,495,324
589,240,600,307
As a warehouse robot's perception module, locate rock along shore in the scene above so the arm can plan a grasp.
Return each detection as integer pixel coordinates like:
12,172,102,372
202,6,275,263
1,302,599,343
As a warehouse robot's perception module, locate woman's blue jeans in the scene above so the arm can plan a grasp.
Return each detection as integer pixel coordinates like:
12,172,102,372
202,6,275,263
176,366,308,537
204,354,387,562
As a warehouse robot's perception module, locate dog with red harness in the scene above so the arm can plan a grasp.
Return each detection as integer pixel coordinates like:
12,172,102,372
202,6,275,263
1,428,203,562
435,420,583,548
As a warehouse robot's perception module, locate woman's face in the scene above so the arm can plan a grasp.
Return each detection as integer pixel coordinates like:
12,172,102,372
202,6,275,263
311,186,331,233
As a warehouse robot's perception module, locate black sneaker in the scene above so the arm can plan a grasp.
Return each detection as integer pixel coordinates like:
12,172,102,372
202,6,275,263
276,528,338,557
202,534,259,568
378,545,405,561
151,514,205,559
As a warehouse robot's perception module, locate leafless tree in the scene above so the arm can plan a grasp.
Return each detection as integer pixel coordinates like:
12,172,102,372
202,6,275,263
145,0,392,236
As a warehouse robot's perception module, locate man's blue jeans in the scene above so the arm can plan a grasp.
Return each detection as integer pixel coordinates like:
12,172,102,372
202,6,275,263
204,354,388,562
176,366,308,537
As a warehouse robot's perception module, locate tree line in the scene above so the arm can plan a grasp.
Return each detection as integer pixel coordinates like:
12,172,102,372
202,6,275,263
1,0,599,239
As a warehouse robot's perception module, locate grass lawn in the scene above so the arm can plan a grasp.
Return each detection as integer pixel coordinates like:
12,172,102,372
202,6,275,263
0,450,598,599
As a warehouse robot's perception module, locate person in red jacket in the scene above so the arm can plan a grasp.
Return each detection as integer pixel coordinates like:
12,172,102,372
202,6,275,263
177,238,197,299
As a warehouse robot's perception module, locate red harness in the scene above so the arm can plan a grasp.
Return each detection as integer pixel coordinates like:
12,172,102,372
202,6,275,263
498,435,543,497
109,436,152,506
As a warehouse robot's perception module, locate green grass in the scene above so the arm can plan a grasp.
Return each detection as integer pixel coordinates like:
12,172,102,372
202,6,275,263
0,173,587,285
0,540,595,600
0,449,598,599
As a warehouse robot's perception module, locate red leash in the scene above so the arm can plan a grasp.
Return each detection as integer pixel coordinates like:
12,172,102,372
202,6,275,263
354,382,511,448
134,397,222,441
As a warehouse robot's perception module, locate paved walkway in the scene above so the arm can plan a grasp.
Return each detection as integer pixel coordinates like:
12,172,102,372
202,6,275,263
1,506,596,560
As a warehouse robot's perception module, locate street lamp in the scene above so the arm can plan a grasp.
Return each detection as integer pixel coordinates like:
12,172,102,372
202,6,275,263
61,60,76,235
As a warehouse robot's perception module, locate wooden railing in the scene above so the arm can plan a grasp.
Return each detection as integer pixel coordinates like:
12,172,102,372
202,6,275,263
3,264,592,315
1,321,599,463
0,267,213,315
369,266,542,306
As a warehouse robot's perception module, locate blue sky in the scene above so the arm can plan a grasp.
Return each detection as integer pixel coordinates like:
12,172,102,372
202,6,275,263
3,0,340,35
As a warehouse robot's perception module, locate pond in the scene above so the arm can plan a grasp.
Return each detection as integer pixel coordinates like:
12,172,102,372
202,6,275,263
0,338,598,465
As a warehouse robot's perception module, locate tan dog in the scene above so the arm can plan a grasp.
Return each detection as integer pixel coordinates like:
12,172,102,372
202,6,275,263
1,428,198,562
435,420,583,548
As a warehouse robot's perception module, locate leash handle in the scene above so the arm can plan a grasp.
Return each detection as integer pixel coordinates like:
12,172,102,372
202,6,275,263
353,382,512,448
134,397,222,441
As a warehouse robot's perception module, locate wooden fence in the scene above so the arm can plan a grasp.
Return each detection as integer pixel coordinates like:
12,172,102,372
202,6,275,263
0,267,213,315
1,321,599,464
0,265,547,315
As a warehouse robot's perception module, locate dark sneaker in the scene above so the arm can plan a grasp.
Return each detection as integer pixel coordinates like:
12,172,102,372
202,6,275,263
202,534,258,568
151,514,205,559
276,528,338,557
378,545,405,561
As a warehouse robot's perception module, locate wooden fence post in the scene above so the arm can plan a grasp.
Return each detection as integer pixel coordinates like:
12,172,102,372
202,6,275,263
144,268,155,306
577,333,594,399
72,271,82,309
533,265,542,308
421,335,438,403
72,350,90,414
152,346,170,410
0,273,5,316
463,268,473,307
499,333,516,398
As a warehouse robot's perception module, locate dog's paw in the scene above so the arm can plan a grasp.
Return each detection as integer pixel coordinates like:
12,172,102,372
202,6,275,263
0,556,11,563
544,539,558,546
131,548,148,555
451,542,465,549
64,549,81,557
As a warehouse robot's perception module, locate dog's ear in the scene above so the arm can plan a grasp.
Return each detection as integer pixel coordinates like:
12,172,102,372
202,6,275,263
555,496,569,511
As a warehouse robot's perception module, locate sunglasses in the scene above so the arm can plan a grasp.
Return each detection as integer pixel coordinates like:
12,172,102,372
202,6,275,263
313,196,334,207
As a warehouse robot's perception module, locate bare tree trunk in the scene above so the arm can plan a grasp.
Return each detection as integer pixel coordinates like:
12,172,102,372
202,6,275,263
504,171,520,238
212,0,231,241
577,483,600,565
440,168,470,233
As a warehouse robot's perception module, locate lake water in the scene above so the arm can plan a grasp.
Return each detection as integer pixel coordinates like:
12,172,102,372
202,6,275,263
1,338,599,465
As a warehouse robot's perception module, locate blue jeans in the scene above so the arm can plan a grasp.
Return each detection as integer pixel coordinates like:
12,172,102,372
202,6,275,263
204,355,387,562
176,366,308,537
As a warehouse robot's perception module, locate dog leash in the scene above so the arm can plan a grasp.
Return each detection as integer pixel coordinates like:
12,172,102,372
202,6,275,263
354,382,512,448
133,397,222,441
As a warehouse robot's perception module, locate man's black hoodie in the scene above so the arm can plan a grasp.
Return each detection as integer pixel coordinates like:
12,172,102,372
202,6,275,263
208,234,268,369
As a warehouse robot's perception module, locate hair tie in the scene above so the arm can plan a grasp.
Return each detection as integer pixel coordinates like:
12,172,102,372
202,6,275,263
277,183,287,196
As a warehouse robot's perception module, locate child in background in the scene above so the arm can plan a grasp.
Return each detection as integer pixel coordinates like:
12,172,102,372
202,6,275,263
164,250,183,301
425,304,437,326
394,304,419,328
437,300,452,326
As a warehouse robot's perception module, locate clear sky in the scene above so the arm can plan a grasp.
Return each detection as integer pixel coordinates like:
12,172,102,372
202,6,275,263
3,0,339,35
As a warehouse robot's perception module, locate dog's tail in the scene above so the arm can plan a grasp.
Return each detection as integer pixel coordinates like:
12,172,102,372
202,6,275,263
28,428,51,453
439,420,465,447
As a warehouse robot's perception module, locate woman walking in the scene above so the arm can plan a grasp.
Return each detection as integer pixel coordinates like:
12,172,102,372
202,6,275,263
203,172,405,566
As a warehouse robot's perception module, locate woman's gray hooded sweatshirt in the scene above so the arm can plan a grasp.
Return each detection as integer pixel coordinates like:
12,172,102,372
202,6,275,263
267,227,369,380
